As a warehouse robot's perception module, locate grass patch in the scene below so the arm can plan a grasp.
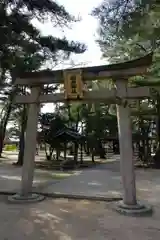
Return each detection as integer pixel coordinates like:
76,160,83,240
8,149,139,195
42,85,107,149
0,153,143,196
50,172,73,179
35,169,75,180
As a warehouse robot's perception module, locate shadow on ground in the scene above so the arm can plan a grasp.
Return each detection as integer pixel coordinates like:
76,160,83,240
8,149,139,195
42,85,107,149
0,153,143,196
0,197,160,239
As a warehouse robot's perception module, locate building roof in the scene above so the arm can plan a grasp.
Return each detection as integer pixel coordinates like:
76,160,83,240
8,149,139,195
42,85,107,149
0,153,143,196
53,127,84,141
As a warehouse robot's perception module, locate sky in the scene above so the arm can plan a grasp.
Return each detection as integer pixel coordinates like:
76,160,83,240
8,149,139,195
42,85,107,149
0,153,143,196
33,0,106,112
33,0,107,67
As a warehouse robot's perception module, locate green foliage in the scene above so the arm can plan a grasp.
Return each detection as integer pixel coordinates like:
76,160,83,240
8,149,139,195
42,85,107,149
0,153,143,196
91,1,160,163
0,0,87,158
4,144,17,151
0,0,86,77
92,0,160,62
92,0,160,114
39,113,66,145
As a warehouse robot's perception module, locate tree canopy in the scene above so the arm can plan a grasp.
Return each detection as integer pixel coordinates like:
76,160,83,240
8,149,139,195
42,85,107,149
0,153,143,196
92,0,159,62
0,0,87,162
0,0,86,74
91,0,160,166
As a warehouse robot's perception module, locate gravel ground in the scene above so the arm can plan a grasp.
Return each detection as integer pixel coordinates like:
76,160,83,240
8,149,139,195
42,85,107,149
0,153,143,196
0,196,160,240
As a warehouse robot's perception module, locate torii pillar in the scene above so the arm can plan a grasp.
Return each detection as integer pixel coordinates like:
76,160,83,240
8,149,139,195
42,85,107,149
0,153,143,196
8,86,45,203
115,79,152,215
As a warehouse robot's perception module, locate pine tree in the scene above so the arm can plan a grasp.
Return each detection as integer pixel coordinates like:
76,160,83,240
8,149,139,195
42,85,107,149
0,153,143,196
0,0,86,67
0,0,87,161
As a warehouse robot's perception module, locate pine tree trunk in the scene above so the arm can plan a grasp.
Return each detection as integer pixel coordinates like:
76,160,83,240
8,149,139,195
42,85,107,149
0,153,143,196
74,142,78,163
16,128,25,166
0,75,17,157
0,130,4,157
157,115,160,144
98,140,106,159
16,105,27,166
0,102,13,156
153,99,160,167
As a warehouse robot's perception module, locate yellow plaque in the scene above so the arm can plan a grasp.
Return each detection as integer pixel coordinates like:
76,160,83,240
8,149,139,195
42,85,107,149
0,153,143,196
63,69,84,100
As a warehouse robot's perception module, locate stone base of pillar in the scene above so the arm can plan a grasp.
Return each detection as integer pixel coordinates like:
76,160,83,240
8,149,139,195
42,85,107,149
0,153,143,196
8,193,45,204
114,201,153,216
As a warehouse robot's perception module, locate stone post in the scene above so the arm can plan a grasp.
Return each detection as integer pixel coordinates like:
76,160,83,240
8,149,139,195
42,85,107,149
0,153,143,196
114,79,152,216
21,86,40,196
115,79,137,205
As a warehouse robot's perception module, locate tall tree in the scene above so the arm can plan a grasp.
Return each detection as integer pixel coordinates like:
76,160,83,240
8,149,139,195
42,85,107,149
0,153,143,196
0,0,87,161
0,0,86,67
92,0,160,165
92,0,159,62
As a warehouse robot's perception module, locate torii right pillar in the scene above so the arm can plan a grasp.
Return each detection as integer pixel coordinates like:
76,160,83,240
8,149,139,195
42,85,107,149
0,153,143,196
115,78,152,216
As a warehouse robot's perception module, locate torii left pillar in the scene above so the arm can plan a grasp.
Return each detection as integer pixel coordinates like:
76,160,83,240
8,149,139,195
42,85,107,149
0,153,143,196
115,78,152,216
8,86,45,203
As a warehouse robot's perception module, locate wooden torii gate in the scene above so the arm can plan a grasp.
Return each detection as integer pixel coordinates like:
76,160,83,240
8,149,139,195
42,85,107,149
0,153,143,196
11,53,153,214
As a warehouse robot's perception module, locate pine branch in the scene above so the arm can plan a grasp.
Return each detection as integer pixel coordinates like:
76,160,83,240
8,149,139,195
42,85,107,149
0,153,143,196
7,0,77,25
39,36,86,54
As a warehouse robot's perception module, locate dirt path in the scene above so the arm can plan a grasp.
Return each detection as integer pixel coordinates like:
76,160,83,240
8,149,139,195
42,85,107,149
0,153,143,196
0,197,160,239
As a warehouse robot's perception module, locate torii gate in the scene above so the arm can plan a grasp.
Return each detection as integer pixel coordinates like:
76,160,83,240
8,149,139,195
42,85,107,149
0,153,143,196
10,53,154,215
